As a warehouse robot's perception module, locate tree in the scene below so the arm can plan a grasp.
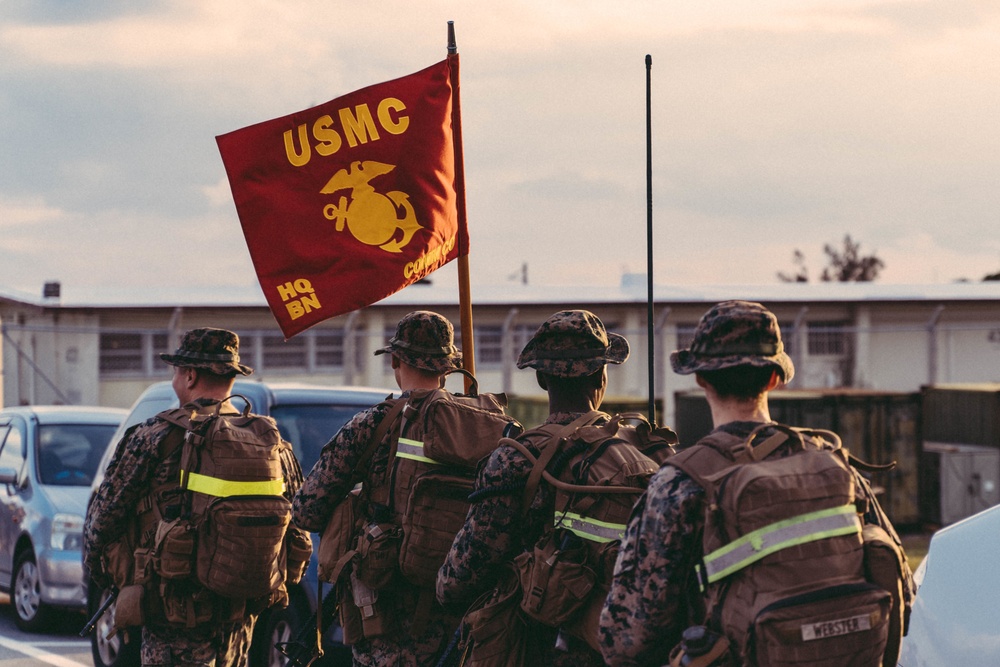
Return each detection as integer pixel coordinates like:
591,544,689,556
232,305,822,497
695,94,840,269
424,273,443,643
778,234,885,283
983,271,1000,281
777,250,809,283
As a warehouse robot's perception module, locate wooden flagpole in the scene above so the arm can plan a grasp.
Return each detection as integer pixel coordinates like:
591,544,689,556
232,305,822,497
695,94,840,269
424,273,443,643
448,21,476,391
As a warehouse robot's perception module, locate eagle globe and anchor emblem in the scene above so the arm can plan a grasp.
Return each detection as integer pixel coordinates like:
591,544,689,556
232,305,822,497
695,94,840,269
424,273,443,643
321,160,423,253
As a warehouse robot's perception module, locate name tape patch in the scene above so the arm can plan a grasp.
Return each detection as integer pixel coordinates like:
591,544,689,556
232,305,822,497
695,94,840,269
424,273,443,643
801,614,872,641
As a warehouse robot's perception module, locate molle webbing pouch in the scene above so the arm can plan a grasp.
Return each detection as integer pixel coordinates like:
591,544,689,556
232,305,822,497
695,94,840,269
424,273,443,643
159,582,215,628
284,526,313,586
397,467,475,587
112,584,147,631
355,521,402,591
751,583,890,666
514,530,596,628
862,523,908,667
153,518,195,580
460,569,540,667
195,495,290,599
317,488,360,584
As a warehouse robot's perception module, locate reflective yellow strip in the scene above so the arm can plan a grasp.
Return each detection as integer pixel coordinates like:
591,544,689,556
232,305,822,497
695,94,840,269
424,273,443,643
181,470,285,497
396,437,441,465
703,504,861,584
557,511,627,543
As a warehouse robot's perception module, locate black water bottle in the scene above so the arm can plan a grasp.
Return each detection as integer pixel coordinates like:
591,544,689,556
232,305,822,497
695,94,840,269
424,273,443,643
678,625,718,666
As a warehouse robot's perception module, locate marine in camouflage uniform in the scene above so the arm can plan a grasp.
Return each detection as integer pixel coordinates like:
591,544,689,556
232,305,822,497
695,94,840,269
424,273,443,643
436,310,629,667
599,301,916,666
292,311,464,667
84,328,307,667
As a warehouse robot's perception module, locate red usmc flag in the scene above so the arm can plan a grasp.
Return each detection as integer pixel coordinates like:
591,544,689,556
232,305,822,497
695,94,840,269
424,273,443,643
217,59,465,338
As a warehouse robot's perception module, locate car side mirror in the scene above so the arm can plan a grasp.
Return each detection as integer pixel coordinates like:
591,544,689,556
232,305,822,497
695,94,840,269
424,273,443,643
0,467,18,485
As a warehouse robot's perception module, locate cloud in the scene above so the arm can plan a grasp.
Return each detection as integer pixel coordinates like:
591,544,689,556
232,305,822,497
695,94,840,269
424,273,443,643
0,0,998,298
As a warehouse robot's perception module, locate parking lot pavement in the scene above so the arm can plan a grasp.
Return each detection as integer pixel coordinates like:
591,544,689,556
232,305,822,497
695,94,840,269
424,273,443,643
0,593,92,666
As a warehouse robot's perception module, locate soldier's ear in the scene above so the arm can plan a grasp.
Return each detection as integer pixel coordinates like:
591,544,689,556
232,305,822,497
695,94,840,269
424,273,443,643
535,371,548,391
589,367,607,390
766,369,783,391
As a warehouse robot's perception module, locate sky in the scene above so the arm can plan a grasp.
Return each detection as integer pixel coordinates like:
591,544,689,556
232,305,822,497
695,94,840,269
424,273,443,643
2,0,999,303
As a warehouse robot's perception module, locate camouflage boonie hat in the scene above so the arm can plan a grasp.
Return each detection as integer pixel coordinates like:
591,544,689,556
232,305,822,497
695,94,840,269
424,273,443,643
517,310,629,378
670,300,794,382
374,311,462,374
160,328,253,376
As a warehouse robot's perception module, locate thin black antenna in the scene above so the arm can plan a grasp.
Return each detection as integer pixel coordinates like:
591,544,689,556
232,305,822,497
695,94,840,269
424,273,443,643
645,54,655,425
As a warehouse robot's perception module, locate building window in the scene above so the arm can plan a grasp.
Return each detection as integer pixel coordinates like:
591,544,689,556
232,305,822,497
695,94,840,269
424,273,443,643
234,332,257,370
153,333,170,359
314,329,344,368
808,322,849,356
99,333,144,374
477,325,503,365
676,324,698,352
777,322,797,355
512,324,533,349
262,333,306,369
315,330,345,368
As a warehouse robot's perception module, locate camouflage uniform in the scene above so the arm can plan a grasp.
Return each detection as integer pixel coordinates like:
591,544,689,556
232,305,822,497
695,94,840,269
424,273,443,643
292,311,463,667
437,310,628,666
84,328,304,667
599,301,915,666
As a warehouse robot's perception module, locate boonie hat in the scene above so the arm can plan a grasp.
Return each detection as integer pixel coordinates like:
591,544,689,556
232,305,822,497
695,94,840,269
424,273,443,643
160,327,253,377
375,311,462,374
670,300,794,382
517,310,629,378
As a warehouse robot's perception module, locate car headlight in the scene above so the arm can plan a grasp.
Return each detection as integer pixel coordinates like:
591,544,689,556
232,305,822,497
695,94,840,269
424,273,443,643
51,513,84,551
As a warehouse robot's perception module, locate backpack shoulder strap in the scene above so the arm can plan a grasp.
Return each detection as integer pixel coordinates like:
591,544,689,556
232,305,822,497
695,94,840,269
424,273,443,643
668,436,738,494
513,411,610,515
357,397,407,479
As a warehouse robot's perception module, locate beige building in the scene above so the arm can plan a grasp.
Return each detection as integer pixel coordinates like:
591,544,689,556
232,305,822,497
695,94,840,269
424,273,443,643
2,277,999,430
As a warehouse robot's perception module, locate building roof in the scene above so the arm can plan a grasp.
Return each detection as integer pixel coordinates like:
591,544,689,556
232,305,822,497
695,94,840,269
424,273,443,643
2,274,999,311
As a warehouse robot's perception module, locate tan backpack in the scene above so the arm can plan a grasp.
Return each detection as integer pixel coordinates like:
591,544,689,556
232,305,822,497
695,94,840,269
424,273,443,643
388,370,517,587
503,411,676,652
152,398,304,601
319,370,516,639
668,423,909,667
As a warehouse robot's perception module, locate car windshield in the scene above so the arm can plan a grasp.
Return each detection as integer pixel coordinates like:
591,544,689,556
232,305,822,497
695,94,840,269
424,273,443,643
269,404,365,472
38,423,120,487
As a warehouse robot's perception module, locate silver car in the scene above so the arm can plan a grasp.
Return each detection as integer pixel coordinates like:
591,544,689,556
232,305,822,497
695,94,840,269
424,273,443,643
0,405,126,631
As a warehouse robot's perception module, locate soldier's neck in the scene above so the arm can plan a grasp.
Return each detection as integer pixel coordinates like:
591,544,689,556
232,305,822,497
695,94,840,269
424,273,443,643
547,394,601,415
708,393,771,428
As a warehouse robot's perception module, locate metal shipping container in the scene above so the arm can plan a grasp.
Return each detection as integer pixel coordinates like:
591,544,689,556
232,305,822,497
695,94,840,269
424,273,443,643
921,383,1000,448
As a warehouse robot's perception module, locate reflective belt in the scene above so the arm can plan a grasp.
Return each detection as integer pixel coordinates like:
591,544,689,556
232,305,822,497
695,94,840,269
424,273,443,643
396,437,441,465
557,511,627,543
181,470,285,497
702,503,861,584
